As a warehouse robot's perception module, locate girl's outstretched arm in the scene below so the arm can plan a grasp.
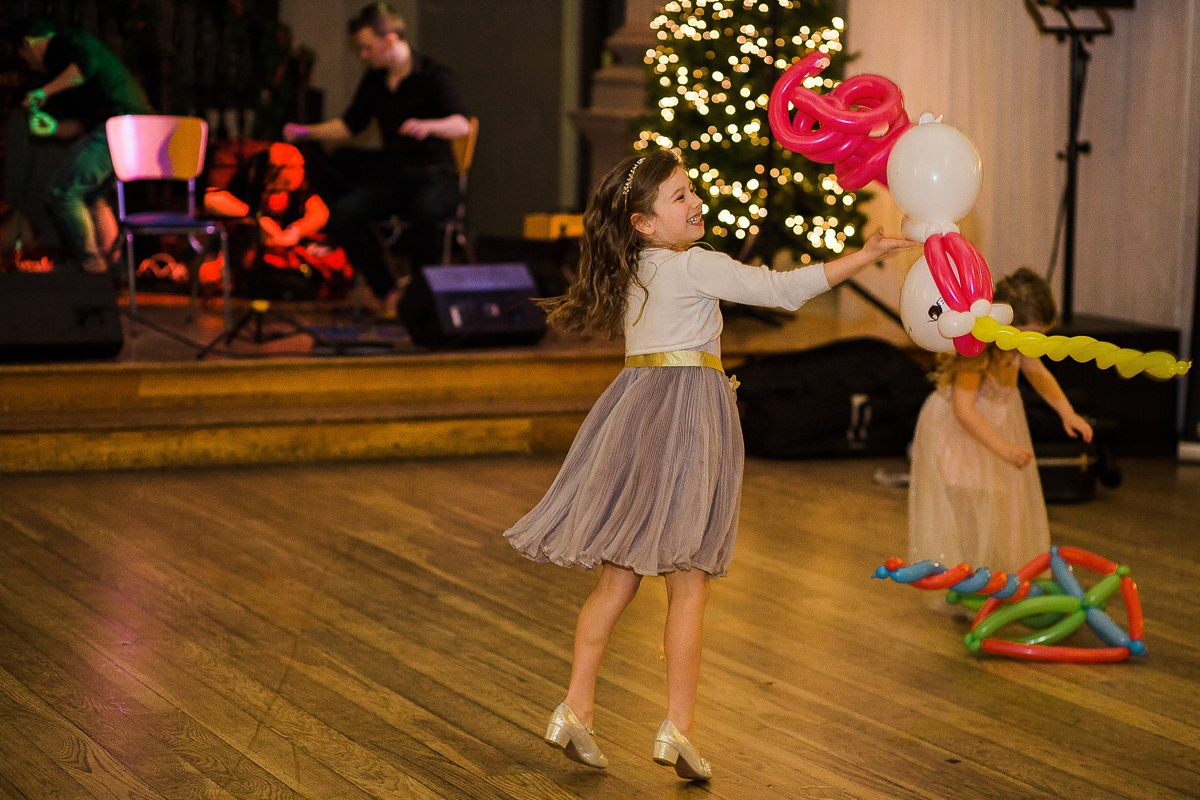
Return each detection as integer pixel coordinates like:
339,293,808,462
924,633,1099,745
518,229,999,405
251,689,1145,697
951,370,1034,469
822,228,918,287
1020,356,1093,442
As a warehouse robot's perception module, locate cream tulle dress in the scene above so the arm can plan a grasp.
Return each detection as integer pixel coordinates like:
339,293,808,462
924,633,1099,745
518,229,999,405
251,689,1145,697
908,350,1050,577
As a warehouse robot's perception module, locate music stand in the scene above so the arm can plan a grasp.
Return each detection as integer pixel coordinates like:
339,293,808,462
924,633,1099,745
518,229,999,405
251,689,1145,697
196,221,327,358
1024,1,1128,324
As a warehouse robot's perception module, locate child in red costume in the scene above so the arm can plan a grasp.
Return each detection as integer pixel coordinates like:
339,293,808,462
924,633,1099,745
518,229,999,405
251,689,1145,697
205,142,352,294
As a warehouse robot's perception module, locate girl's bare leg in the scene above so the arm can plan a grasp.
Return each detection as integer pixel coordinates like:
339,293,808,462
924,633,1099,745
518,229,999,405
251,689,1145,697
663,567,710,736
564,563,642,728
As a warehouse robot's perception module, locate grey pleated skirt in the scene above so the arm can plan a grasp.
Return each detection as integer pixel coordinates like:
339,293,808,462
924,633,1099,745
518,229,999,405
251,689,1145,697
504,365,743,578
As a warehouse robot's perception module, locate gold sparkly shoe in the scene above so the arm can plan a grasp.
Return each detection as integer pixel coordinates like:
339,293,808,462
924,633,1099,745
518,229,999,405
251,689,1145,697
544,703,608,769
652,719,712,781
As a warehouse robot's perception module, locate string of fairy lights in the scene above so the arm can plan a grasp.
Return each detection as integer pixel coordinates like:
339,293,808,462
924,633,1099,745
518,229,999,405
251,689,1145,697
635,0,859,261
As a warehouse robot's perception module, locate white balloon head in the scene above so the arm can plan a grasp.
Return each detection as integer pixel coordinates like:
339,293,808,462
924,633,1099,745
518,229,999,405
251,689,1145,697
886,114,983,242
899,256,957,353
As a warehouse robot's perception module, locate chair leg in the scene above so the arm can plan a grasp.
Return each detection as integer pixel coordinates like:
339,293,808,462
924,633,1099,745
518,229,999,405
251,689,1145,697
125,229,138,336
442,222,454,265
219,228,232,331
456,226,473,263
186,237,200,324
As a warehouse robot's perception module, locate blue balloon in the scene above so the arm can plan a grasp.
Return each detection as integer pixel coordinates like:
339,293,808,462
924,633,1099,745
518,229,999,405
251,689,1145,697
991,574,1022,600
1050,550,1085,599
890,560,944,583
949,567,992,594
1086,607,1131,647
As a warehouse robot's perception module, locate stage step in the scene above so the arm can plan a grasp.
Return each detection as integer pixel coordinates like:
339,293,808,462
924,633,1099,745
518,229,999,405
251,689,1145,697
0,352,624,473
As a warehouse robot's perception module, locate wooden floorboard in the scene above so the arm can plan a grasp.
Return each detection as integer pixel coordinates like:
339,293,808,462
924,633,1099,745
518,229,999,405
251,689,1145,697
0,455,1197,799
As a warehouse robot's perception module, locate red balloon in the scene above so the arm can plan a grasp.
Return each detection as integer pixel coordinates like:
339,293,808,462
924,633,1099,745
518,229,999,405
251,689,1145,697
911,562,972,590
1121,576,1144,641
972,598,1001,629
923,232,995,357
1017,552,1052,581
980,571,1010,595
768,53,912,191
953,334,987,357
924,234,965,310
943,234,993,304
980,639,1131,663
1058,546,1118,575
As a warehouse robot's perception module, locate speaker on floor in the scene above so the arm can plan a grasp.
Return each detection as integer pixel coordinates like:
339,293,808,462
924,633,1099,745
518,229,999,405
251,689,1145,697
398,262,547,349
0,270,124,362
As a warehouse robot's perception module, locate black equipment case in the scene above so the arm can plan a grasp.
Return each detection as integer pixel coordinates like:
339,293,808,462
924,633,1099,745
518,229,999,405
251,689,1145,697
735,337,933,459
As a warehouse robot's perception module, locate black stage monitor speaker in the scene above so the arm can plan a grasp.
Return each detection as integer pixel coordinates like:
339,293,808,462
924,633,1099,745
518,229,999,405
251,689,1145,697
0,271,124,362
399,263,547,349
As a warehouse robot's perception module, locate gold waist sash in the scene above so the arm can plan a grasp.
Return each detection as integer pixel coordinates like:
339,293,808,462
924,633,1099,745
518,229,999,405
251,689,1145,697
625,350,724,373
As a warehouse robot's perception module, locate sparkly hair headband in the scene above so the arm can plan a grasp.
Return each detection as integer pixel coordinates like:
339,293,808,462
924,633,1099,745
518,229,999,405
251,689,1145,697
622,157,645,206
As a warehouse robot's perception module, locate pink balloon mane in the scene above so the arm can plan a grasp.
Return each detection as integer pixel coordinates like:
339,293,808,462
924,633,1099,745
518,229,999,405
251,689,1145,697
924,233,994,357
767,52,912,191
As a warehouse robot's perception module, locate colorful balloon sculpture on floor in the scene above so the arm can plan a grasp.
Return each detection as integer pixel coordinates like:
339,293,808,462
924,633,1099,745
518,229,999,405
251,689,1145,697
768,53,1190,377
872,546,1146,663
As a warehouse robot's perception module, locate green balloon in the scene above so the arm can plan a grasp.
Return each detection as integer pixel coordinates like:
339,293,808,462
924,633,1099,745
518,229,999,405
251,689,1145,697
1083,573,1122,608
1033,578,1064,595
947,592,986,611
1013,610,1087,646
1020,611,1067,630
1018,579,1067,628
972,595,1081,640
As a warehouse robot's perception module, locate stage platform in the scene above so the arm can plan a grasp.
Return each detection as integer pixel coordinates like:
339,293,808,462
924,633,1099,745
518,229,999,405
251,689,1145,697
0,286,915,474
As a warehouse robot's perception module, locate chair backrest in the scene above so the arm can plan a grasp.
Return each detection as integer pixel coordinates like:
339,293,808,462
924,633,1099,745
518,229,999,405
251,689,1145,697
452,117,479,176
106,115,208,182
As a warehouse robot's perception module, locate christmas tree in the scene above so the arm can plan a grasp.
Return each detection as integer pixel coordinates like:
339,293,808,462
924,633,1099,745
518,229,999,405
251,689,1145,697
636,0,868,267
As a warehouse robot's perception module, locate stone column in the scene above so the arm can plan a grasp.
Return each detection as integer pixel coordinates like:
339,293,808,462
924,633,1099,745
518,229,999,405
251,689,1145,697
571,0,658,192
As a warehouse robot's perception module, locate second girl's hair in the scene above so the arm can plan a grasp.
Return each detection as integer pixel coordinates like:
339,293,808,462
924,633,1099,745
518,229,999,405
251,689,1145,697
540,149,682,338
936,267,1057,383
993,267,1057,328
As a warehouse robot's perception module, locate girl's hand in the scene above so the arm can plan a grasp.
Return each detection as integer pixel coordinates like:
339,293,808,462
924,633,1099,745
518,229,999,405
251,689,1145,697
1061,412,1094,443
1001,441,1035,470
23,88,46,109
859,227,920,262
260,219,301,248
282,122,309,142
258,217,283,238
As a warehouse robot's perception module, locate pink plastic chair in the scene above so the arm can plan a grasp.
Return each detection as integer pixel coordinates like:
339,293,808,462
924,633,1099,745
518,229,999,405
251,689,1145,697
105,115,231,336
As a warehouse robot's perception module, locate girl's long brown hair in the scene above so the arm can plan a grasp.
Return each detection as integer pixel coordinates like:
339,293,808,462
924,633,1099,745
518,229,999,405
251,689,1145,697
539,149,682,339
935,267,1058,384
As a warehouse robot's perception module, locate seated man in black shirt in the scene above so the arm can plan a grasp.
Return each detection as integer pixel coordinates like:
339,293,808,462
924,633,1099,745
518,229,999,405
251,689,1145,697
283,1,470,312
17,18,151,273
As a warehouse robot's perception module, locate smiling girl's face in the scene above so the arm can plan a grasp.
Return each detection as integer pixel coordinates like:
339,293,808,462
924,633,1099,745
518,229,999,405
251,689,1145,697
632,167,705,249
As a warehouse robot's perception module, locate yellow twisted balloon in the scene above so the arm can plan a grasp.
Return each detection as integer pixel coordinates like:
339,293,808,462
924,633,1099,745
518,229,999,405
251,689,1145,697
971,317,1191,380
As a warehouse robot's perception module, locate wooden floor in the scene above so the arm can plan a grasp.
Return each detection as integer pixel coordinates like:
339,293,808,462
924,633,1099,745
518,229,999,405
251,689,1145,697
0,455,1197,799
